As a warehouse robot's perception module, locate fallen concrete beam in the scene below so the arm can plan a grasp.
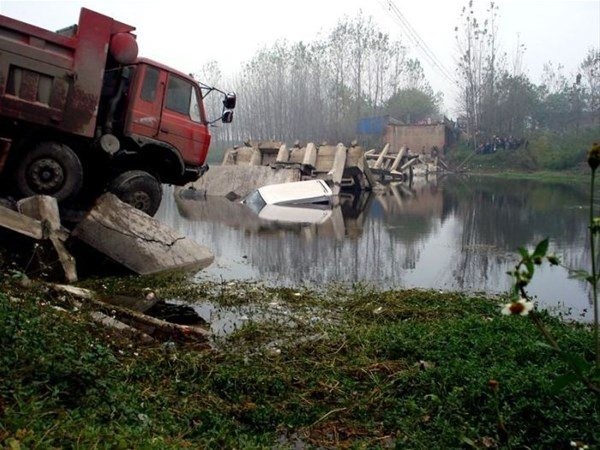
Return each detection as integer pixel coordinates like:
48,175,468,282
373,143,390,169
72,193,213,275
17,195,77,283
302,142,317,167
187,165,301,198
389,146,407,172
328,143,347,195
0,204,44,239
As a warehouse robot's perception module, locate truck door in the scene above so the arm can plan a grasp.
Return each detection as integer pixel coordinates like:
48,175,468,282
127,64,164,137
157,74,211,166
126,64,211,167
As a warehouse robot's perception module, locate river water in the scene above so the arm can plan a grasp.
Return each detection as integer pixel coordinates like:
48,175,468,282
155,175,595,321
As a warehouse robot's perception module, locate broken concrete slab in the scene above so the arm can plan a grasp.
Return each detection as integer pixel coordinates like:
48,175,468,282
71,193,214,275
0,195,77,282
186,165,301,198
17,195,77,282
0,203,44,239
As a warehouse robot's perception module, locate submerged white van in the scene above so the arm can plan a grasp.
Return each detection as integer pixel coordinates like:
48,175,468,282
244,179,332,209
243,179,333,225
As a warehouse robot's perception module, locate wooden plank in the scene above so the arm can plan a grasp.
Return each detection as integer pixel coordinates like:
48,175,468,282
72,193,214,275
103,293,159,313
49,283,209,342
0,204,44,239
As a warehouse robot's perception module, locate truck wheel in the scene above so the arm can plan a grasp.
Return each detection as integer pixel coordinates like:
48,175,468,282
109,170,162,216
16,142,83,201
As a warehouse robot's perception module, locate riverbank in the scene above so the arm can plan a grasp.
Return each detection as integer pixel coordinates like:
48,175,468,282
1,272,598,448
449,169,589,185
445,127,599,177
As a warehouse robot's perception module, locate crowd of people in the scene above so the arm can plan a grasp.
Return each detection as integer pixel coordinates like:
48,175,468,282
475,136,528,154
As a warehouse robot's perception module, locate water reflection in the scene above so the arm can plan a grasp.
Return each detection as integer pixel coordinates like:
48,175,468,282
156,176,593,320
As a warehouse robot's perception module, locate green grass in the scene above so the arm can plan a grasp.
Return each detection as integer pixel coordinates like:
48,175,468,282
446,126,599,176
1,274,598,448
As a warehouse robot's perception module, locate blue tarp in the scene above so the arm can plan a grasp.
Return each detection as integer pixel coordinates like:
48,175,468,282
357,115,401,135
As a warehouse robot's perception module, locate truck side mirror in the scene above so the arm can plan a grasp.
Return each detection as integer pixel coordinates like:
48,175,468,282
223,93,236,110
221,110,234,123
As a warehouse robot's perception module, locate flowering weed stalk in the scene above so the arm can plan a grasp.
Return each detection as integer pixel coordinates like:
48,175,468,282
505,240,600,396
503,143,600,396
588,142,600,367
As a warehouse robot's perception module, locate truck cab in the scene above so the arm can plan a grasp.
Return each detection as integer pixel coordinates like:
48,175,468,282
122,59,212,184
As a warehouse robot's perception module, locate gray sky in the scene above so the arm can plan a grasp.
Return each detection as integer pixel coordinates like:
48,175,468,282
1,0,598,114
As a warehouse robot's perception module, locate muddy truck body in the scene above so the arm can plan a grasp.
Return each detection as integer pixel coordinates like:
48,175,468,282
0,8,234,215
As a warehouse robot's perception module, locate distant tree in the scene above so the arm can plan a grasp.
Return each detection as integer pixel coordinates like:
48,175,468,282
495,73,538,135
533,61,582,131
384,88,440,124
579,48,600,115
326,12,408,141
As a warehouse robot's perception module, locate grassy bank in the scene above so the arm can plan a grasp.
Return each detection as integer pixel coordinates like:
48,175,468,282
1,273,598,449
446,126,599,176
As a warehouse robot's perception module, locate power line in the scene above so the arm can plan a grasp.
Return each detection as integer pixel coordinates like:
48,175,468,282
385,0,456,83
377,0,458,86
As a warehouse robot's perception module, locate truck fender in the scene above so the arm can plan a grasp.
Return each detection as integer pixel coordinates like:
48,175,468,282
128,135,186,180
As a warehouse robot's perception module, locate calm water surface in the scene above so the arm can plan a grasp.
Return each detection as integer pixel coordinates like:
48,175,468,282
155,176,594,320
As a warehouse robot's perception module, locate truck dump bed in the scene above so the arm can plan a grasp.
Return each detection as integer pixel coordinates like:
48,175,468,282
0,8,136,137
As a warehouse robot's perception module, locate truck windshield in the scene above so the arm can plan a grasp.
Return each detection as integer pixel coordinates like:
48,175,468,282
165,75,203,123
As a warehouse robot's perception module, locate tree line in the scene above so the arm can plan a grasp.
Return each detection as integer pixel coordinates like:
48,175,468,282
197,12,440,151
456,1,599,147
198,3,598,153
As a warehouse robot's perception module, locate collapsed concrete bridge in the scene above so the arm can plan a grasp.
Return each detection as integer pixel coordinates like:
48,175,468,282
185,140,443,200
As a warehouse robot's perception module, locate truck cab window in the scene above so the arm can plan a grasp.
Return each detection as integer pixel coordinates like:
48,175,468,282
165,75,191,116
141,66,159,102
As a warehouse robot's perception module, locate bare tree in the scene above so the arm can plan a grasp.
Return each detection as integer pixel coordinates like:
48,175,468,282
455,1,504,146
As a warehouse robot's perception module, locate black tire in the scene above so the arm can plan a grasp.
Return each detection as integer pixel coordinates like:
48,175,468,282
16,142,83,201
109,170,162,216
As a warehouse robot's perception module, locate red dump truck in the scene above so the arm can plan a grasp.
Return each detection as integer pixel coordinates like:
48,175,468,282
0,8,235,215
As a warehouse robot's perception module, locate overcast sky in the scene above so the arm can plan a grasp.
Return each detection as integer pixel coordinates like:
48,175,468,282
1,0,598,114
